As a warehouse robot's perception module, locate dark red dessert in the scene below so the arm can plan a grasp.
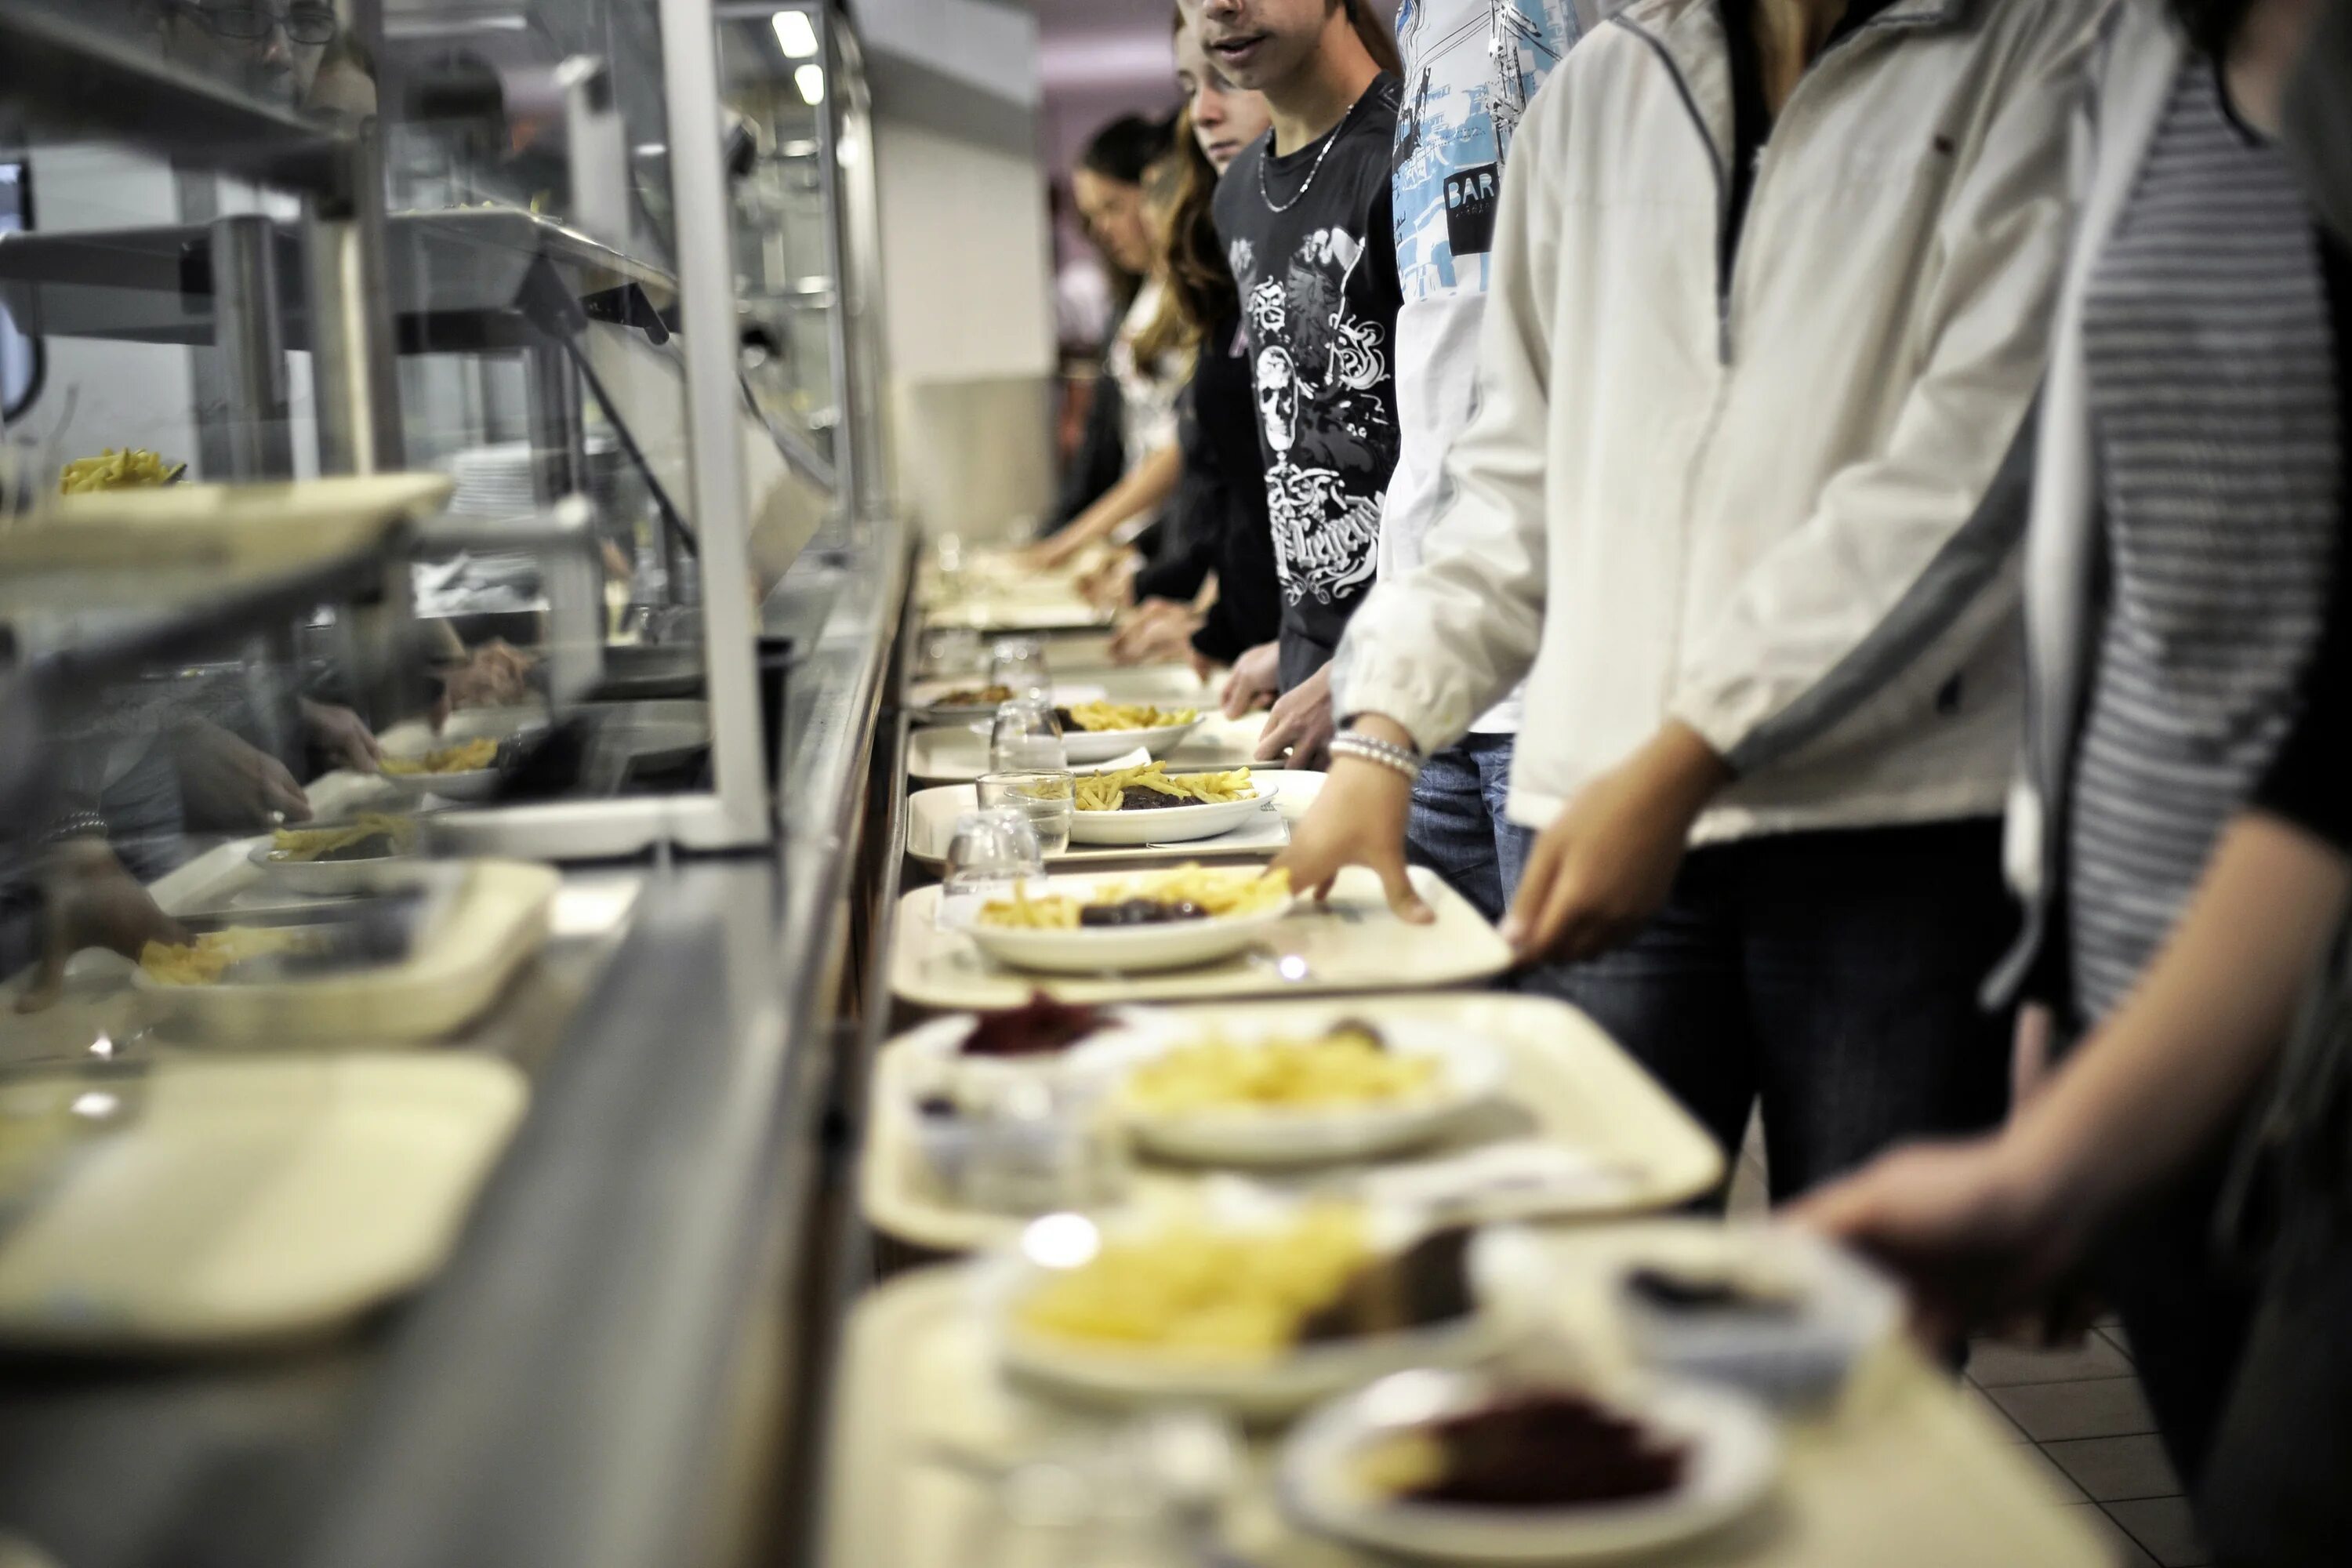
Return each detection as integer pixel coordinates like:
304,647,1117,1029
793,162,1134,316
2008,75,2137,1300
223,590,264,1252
1404,1392,1688,1507
957,993,1108,1057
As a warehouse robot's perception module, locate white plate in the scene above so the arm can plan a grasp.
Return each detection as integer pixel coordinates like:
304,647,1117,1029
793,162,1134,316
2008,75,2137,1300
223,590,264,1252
907,779,1308,866
1092,1017,1509,1167
1068,785,1269,846
245,838,419,896
378,764,499,802
1280,1369,1780,1563
1062,717,1204,764
990,1214,1535,1419
967,877,1294,976
907,679,1113,727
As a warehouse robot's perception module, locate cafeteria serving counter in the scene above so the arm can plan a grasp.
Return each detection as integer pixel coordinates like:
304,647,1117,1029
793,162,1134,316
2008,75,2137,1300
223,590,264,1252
0,528,913,1568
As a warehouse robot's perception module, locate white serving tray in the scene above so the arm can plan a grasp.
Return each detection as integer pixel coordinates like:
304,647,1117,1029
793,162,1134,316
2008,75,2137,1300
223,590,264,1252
85,859,556,1044
0,1052,524,1351
906,773,1323,868
864,993,1726,1252
821,1240,2111,1568
890,865,1510,1010
908,712,1272,784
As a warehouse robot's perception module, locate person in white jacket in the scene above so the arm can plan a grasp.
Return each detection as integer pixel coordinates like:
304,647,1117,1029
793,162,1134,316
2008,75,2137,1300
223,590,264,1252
1279,0,2106,1200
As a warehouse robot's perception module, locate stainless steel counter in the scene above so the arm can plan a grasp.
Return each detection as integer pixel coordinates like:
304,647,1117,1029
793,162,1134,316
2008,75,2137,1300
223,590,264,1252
0,524,914,1568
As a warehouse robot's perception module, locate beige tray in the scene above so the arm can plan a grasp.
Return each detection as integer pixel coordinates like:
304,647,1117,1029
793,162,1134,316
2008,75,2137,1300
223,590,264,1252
905,772,1323,870
909,712,1272,783
820,1225,2109,1568
924,597,1112,633
0,1051,524,1352
890,865,1511,1011
863,993,1724,1252
907,665,1210,728
32,859,557,1045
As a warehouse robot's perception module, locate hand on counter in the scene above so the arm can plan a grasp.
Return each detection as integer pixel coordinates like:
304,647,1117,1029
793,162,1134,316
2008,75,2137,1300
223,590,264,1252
1111,599,1203,666
300,698,383,774
1499,720,1730,963
1220,641,1279,718
172,717,312,829
1272,715,1431,925
16,837,188,1014
1080,552,1138,612
434,639,539,726
1790,1131,2087,1351
1256,662,1334,771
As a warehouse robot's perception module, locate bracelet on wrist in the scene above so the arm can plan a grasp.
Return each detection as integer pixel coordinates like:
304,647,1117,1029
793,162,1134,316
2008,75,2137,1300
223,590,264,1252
1330,730,1423,782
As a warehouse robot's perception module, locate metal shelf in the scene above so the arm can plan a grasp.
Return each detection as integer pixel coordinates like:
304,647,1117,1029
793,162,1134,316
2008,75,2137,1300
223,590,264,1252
0,209,678,352
0,2,352,195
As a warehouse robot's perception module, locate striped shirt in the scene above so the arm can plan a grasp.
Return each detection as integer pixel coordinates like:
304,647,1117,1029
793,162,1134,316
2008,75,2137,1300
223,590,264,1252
2067,63,2340,1022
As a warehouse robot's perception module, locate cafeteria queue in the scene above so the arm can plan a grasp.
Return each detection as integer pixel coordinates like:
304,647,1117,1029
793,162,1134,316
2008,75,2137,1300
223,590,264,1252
929,0,2352,1561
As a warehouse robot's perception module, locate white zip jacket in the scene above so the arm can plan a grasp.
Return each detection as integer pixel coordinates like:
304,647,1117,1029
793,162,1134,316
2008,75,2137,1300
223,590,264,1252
1333,0,2107,844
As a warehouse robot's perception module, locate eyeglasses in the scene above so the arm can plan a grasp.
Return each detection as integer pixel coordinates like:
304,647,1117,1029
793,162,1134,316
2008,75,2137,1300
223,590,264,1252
187,2,341,44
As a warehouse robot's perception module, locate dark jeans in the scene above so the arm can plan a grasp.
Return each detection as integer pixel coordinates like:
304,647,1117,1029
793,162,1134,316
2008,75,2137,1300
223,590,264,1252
2201,1179,2352,1563
1519,818,2014,1203
1406,733,1534,926
2084,1139,2258,1492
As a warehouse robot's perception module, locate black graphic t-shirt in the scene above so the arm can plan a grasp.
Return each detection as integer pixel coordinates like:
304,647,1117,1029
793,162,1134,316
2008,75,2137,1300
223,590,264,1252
1213,75,1405,692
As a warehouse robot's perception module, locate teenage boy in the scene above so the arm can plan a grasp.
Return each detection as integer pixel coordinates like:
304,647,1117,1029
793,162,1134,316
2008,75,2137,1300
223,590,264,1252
1281,0,2105,1199
1199,0,1405,769
1382,0,1584,923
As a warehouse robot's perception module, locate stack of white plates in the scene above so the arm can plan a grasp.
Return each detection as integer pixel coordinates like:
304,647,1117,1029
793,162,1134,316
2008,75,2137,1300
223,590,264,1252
445,441,539,518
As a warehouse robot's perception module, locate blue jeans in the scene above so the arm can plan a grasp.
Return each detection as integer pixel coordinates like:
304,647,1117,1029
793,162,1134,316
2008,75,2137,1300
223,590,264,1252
1520,818,2013,1203
1406,734,1534,926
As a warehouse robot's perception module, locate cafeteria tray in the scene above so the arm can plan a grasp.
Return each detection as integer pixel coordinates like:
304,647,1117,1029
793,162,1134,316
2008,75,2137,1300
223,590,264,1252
922,599,1115,633
862,993,1725,1252
888,865,1511,1011
903,773,1323,870
908,712,1272,784
906,665,1210,727
46,859,557,1044
819,1238,2111,1568
0,1053,525,1352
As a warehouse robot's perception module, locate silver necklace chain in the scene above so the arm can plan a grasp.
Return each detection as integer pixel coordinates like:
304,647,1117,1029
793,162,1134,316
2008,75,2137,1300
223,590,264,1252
1256,92,1370,214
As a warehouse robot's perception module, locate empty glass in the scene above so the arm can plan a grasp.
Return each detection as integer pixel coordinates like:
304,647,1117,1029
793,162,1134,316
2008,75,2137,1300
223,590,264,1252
978,768,1075,858
989,637,1052,701
939,806,1045,929
922,625,984,679
990,696,1066,773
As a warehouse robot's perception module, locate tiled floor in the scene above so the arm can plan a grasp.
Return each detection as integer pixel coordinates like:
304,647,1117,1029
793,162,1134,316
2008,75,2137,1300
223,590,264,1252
1726,1126,2207,1566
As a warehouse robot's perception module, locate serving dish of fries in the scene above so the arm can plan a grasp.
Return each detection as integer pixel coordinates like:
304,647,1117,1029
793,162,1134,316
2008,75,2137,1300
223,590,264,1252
967,865,1294,975
1054,701,1206,764
1067,763,1268,845
247,813,419,895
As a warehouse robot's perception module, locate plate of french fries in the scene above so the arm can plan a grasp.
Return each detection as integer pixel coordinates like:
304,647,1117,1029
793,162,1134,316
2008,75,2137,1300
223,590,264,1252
1067,762,1269,846
967,865,1294,975
1056,701,1206,764
1083,1016,1509,1167
247,813,420,895
986,1196,1534,1417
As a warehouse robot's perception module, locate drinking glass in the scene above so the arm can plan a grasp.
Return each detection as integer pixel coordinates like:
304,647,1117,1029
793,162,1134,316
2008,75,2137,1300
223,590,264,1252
990,696,1066,773
940,807,1045,928
989,637,1052,702
978,768,1075,858
922,625,984,679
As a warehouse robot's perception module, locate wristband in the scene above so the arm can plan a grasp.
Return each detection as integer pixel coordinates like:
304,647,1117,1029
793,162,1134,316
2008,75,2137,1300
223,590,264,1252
42,809,107,846
1330,730,1422,782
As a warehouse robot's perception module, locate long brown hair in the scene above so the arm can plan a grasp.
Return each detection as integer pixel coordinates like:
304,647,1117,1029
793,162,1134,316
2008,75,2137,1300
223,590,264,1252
1131,106,1236,364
